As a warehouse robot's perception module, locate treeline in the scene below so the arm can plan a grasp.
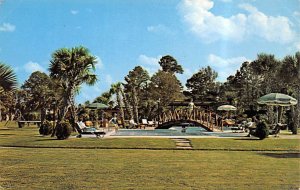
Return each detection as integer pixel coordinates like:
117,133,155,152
0,47,299,132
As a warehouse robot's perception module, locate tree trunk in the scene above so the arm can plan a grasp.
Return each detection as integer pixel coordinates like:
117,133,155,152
116,90,125,127
52,87,72,137
69,92,77,126
120,87,133,119
40,107,46,123
131,87,139,124
59,100,70,122
0,106,2,122
58,86,74,122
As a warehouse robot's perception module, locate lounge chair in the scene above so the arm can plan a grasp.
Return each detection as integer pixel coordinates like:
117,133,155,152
148,120,154,127
269,123,282,137
130,119,138,128
245,122,256,137
75,122,106,138
223,119,235,127
231,124,244,133
140,119,148,129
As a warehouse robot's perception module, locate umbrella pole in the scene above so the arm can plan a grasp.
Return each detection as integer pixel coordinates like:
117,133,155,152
276,106,279,124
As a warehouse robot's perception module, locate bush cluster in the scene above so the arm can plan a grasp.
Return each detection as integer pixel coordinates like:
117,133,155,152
254,120,269,140
55,121,72,140
39,120,54,136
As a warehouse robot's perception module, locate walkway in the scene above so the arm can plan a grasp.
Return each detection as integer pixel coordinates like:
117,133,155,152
171,138,193,149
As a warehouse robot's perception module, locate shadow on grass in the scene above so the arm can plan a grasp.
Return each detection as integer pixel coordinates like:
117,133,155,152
234,138,261,141
0,134,14,136
259,152,300,158
34,138,59,141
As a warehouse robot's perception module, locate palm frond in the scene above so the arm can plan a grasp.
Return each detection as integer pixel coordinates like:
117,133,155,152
0,63,17,91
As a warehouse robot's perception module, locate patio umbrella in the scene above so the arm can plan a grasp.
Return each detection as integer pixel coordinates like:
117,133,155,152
217,105,237,119
257,93,297,123
217,105,237,111
86,103,109,128
86,103,109,110
257,93,297,106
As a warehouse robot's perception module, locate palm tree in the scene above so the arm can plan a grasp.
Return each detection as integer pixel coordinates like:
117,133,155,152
110,82,125,126
0,63,17,92
49,46,97,123
94,91,114,107
119,85,133,120
0,63,17,121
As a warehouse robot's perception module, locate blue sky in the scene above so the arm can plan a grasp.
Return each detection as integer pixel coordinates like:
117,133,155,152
0,0,299,103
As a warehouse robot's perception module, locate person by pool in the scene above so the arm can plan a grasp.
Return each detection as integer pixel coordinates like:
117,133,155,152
109,113,119,131
181,125,186,133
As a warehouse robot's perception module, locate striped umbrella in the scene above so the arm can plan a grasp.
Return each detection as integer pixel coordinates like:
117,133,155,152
257,93,297,123
257,93,297,106
86,103,109,109
217,105,237,111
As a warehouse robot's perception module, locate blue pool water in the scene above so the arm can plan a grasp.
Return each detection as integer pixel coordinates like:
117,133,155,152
113,126,246,137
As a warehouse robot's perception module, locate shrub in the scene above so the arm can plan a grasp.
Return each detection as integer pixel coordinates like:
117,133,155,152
39,120,54,136
254,120,269,140
291,122,298,134
55,121,72,140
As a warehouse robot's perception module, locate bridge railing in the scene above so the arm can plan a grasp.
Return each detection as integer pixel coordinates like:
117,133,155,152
159,107,223,131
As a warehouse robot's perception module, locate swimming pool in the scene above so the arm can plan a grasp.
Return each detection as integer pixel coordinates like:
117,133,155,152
112,126,247,137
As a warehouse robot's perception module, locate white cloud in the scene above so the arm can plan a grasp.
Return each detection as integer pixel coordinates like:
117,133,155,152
239,3,295,43
95,56,104,70
105,74,113,85
147,24,175,35
24,61,46,73
0,23,15,32
207,54,250,81
137,54,161,76
178,0,295,44
219,0,232,3
70,10,79,15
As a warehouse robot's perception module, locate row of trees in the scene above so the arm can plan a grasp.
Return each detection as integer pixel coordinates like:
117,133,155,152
93,52,299,133
0,46,299,138
93,55,184,125
222,53,300,133
0,46,98,139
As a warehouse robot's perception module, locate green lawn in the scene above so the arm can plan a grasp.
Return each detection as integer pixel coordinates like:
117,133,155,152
0,122,299,189
0,122,174,149
191,138,300,151
0,148,299,190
